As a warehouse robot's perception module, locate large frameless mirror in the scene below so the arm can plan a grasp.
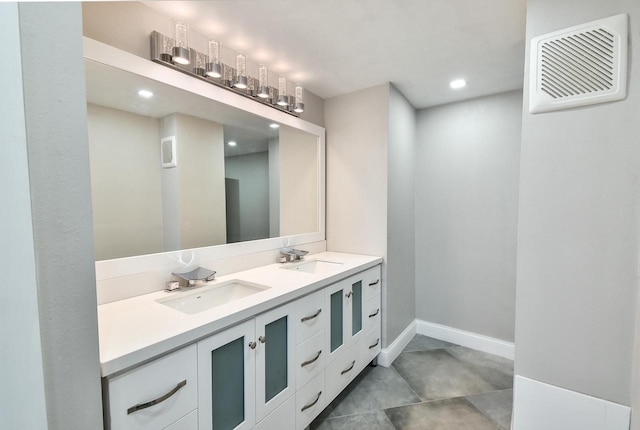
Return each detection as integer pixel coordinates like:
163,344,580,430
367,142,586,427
84,38,324,272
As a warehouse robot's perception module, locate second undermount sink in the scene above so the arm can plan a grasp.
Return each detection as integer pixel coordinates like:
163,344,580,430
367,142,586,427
157,279,270,315
284,259,344,274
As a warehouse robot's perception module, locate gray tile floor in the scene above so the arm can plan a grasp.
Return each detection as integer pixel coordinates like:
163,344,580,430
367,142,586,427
310,335,513,430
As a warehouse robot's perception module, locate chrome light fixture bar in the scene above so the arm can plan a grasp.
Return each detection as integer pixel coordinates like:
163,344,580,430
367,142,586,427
150,31,303,117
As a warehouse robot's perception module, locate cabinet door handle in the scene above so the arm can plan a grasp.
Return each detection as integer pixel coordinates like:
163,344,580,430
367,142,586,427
126,380,187,414
341,360,356,375
368,308,380,318
369,279,380,286
301,350,322,367
249,341,257,349
259,336,267,343
301,391,322,412
369,338,380,349
301,308,322,322
345,291,353,298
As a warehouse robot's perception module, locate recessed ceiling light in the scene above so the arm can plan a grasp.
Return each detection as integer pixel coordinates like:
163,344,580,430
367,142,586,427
450,79,467,90
138,89,154,98
228,141,237,147
269,123,279,129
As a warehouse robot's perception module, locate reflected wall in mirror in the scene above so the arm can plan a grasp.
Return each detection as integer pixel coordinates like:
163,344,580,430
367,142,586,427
85,60,318,261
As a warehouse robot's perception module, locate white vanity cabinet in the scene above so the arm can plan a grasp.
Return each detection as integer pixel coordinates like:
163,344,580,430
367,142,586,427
325,266,382,401
105,345,198,430
325,266,381,363
103,263,382,430
197,301,297,430
254,302,296,422
197,319,256,430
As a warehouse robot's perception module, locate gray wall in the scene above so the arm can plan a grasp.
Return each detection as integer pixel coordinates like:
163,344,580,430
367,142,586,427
415,91,522,342
325,84,390,343
326,83,419,347
18,3,103,428
87,104,164,260
0,3,48,428
387,84,417,343
81,1,325,127
225,152,271,241
516,0,640,407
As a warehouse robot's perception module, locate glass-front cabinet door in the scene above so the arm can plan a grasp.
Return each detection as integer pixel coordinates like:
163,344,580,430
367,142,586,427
348,277,365,346
198,319,256,430
325,279,351,363
254,302,296,422
325,274,367,363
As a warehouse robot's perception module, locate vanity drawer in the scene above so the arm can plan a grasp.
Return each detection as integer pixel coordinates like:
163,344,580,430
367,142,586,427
255,396,295,430
364,295,381,334
296,330,325,389
325,345,363,401
362,326,382,365
362,265,381,302
295,289,325,344
164,409,197,430
107,344,197,430
296,371,326,430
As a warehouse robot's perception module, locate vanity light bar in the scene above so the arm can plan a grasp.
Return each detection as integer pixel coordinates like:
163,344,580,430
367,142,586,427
150,31,303,117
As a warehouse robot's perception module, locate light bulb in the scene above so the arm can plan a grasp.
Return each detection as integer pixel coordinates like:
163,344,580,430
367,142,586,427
294,83,304,113
172,22,190,65
277,76,289,106
206,40,221,78
234,53,247,89
257,65,269,98
194,51,207,76
450,79,467,89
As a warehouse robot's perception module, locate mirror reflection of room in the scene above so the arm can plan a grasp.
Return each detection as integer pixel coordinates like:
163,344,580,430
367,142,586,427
85,61,318,261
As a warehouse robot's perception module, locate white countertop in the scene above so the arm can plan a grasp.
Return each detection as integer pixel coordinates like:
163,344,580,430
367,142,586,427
98,252,382,377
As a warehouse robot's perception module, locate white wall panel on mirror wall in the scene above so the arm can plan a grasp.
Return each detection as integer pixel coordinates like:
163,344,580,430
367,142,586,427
84,37,325,282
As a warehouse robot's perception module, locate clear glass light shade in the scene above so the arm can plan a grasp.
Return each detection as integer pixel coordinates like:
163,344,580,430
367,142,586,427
208,40,220,64
234,54,247,89
257,65,269,98
206,40,222,78
294,83,304,113
277,76,289,106
194,52,207,76
172,22,190,65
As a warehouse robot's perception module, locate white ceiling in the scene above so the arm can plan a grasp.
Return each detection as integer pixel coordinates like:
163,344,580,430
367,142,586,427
145,0,526,109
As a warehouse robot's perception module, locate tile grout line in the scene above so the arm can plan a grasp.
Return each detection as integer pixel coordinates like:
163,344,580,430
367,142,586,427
388,359,424,404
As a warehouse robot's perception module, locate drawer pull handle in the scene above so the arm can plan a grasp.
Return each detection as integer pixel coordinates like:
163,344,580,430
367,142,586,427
259,336,267,344
126,380,187,415
368,308,380,318
301,391,322,412
369,338,380,349
369,279,380,286
341,360,356,375
345,291,353,298
301,350,322,367
249,341,257,349
301,308,322,322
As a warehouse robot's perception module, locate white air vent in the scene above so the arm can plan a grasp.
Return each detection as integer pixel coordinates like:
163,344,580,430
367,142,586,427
529,14,628,114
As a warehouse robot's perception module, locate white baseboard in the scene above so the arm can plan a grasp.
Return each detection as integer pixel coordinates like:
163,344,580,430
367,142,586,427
416,320,515,360
378,320,416,367
513,376,630,430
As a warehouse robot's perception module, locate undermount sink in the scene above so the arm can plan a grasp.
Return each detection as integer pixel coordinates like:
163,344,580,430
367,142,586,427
284,259,344,274
157,279,270,315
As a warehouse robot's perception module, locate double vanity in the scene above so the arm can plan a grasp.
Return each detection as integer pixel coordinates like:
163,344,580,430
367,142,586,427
83,34,379,430
99,253,382,430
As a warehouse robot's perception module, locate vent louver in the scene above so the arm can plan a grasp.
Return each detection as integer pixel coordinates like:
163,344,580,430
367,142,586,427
529,14,628,113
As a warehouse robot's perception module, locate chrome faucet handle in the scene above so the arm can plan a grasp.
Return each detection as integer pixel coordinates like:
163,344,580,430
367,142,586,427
279,248,309,262
172,266,216,286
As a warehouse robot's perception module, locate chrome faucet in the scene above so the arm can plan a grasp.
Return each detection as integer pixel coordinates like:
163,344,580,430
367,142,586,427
171,266,216,287
279,248,309,263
